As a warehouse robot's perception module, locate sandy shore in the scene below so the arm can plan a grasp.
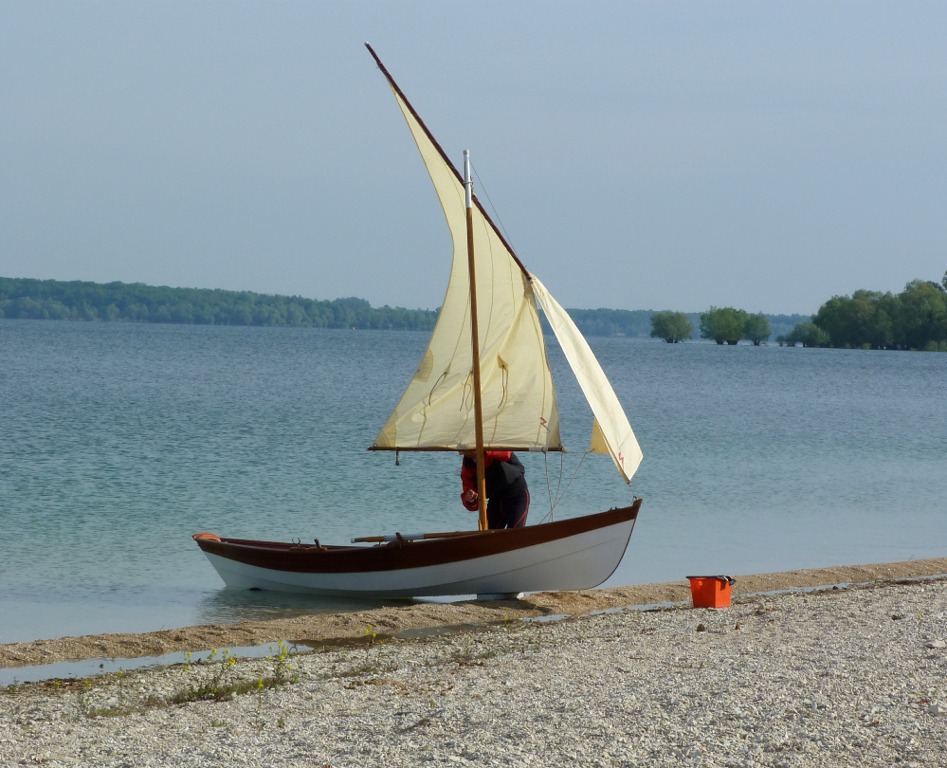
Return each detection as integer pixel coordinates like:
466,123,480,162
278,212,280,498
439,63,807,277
3,557,946,669
1,558,945,767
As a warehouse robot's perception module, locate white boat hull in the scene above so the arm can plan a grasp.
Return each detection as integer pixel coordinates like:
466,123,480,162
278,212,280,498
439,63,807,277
194,502,639,598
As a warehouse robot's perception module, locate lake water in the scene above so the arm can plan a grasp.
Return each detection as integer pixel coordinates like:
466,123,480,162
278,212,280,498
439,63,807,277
1,320,945,644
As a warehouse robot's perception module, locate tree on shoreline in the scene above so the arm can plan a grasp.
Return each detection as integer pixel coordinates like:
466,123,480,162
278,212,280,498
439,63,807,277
781,321,830,348
781,274,947,351
744,313,772,346
699,307,749,345
649,311,693,343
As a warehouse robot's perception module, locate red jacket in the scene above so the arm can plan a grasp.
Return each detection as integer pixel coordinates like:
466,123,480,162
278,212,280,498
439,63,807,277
460,451,514,510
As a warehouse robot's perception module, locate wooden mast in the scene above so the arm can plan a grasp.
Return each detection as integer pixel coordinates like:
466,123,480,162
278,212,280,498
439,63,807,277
464,150,489,531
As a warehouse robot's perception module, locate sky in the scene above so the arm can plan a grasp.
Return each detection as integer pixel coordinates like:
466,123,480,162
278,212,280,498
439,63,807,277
2,2,945,316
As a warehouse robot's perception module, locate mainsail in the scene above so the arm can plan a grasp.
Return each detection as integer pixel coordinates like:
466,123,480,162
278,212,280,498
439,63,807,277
366,44,642,485
368,46,561,453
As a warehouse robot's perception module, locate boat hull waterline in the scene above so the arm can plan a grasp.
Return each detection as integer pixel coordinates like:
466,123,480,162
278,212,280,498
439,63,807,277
193,502,640,598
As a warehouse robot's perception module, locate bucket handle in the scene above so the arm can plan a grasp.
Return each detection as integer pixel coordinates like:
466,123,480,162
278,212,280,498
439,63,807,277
686,575,735,586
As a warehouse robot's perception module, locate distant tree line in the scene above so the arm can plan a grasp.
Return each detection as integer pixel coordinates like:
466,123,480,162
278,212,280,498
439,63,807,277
1,276,809,339
781,272,947,351
647,271,947,351
573,307,801,341
0,274,823,345
565,308,667,338
0,278,438,331
650,308,772,345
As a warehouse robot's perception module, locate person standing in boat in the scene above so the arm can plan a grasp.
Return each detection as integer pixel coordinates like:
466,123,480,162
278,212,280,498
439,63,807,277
460,450,530,529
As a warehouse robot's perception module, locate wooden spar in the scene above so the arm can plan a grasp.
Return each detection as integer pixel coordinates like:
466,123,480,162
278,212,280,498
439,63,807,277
351,529,490,544
364,43,532,281
464,149,489,532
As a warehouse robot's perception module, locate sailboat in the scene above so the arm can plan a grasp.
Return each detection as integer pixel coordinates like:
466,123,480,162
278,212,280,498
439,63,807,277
192,44,644,598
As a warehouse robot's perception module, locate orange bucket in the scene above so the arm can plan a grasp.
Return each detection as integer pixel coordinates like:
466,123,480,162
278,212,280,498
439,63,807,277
686,575,735,608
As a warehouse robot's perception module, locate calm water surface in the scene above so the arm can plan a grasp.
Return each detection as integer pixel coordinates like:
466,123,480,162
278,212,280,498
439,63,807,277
1,320,945,643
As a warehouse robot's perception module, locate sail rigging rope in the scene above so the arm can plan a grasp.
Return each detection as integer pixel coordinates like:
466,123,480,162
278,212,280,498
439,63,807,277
469,159,617,524
471,161,516,255
536,449,591,524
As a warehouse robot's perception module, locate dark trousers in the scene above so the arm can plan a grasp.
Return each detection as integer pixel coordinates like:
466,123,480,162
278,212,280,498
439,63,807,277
487,482,530,529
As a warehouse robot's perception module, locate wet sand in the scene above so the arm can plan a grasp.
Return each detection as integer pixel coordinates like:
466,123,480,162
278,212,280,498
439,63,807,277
3,557,945,670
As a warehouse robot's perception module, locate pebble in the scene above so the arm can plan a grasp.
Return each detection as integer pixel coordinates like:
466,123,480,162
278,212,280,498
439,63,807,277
1,581,946,767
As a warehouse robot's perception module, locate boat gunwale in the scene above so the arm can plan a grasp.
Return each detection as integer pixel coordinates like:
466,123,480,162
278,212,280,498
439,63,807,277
194,501,640,575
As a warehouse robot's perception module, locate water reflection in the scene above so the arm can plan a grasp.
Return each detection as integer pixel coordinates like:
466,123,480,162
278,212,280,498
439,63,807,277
192,587,407,626
0,641,313,688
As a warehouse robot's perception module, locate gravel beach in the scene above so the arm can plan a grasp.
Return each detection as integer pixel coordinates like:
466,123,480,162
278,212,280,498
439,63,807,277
2,561,946,767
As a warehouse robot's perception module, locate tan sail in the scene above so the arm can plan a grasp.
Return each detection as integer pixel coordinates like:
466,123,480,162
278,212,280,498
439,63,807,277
367,45,642,487
370,64,561,452
531,277,643,484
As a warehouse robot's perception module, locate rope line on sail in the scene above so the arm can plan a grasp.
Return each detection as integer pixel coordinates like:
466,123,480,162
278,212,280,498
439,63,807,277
471,161,517,257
